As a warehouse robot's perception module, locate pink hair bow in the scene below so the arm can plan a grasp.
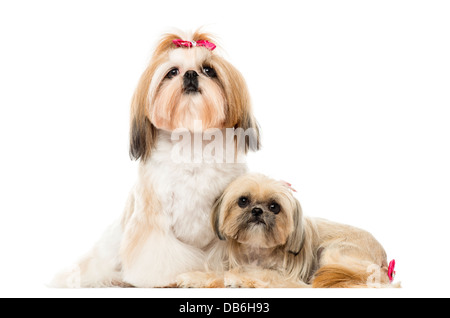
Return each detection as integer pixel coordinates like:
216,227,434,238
172,39,216,51
388,259,396,282
281,180,297,192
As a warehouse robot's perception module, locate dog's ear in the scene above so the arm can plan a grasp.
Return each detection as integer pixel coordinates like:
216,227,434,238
211,56,261,152
285,198,305,256
129,65,159,161
129,115,157,161
211,194,226,241
129,33,182,161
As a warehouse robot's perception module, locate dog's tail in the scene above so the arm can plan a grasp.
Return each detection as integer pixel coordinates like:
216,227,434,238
311,262,401,288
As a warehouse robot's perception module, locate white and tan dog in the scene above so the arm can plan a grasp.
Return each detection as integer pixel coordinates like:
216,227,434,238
53,30,260,287
177,173,399,288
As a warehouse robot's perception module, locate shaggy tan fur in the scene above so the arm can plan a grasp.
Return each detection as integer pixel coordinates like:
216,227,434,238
177,173,400,288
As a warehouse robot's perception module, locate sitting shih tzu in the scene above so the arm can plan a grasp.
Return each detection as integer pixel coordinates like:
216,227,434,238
52,30,260,287
177,173,399,288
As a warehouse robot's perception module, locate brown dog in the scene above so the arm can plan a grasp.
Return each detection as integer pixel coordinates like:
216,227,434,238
177,173,399,288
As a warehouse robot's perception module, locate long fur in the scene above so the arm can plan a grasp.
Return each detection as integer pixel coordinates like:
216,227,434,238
53,30,260,288
177,173,399,288
312,264,371,288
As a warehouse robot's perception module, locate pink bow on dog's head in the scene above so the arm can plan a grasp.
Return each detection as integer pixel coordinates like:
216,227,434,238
172,39,216,51
280,180,297,192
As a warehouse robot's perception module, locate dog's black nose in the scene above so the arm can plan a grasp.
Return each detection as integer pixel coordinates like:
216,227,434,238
183,70,199,93
184,70,198,79
251,207,263,217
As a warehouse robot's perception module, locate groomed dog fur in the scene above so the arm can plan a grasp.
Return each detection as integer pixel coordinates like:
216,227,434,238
52,30,260,288
177,173,400,288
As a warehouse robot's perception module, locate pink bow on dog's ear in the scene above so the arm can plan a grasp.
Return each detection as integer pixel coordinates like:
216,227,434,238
281,180,297,192
388,259,396,282
172,39,216,51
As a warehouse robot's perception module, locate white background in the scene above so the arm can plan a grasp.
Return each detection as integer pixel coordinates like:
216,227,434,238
1,0,449,298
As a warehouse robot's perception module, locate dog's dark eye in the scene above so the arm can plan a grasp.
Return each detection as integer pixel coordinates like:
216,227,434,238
203,66,217,78
269,202,280,214
166,68,179,79
238,196,250,208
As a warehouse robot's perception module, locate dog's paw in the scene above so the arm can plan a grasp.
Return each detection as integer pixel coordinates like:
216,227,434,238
176,271,224,288
175,272,206,288
224,271,268,288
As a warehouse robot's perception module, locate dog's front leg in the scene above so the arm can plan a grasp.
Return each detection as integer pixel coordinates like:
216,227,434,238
121,231,206,287
119,190,205,287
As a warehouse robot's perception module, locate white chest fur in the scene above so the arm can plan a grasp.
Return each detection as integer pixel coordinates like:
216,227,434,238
140,131,247,249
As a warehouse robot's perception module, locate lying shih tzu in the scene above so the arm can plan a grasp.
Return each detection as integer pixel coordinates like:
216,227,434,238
53,30,260,287
177,173,399,288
